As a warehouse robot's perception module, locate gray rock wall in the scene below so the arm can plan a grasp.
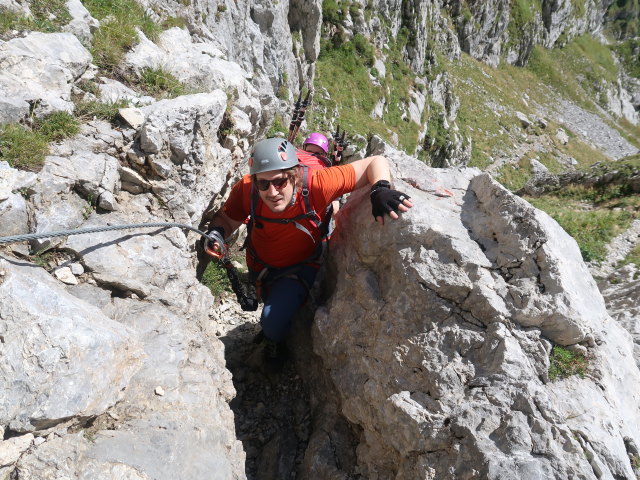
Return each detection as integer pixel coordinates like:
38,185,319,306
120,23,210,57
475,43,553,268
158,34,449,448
306,146,640,479
1,1,639,478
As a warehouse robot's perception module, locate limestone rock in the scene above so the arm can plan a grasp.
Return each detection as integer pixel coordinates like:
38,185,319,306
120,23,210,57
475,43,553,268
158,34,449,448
0,434,34,467
28,121,127,248
54,266,78,285
97,78,155,107
0,162,36,237
0,32,92,121
308,152,640,479
118,108,145,130
0,258,144,433
63,0,99,45
137,92,237,224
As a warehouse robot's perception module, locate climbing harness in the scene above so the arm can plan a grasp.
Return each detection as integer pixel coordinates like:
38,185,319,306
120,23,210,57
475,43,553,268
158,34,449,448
0,222,258,311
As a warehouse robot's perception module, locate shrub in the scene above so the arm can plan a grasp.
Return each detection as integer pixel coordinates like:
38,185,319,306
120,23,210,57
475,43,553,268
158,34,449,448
161,16,187,29
613,38,640,79
322,0,342,26
548,345,588,380
266,116,287,138
353,33,375,67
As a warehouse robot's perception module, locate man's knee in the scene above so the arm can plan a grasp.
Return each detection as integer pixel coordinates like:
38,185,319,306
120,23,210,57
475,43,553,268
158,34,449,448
260,303,293,342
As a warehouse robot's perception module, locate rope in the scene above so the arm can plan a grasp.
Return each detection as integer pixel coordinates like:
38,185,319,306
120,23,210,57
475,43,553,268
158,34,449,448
0,222,213,245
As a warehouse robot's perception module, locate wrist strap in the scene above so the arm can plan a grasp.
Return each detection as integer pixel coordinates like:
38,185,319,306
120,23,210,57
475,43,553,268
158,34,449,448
371,180,391,195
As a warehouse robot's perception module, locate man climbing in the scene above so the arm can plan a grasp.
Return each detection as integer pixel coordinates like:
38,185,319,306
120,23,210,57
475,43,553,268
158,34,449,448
203,137,413,367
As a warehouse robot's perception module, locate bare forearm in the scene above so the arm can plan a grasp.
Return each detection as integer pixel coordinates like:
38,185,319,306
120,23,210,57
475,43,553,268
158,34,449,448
352,155,392,189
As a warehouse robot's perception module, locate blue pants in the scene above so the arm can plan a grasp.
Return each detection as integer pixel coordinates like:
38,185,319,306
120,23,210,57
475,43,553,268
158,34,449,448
251,265,319,342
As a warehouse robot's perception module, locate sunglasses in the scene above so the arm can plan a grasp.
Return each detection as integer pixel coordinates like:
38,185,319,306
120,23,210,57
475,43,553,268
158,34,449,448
255,176,289,191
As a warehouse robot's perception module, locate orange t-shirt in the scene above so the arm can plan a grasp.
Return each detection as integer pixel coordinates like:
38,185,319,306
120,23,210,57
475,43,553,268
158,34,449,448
224,164,356,270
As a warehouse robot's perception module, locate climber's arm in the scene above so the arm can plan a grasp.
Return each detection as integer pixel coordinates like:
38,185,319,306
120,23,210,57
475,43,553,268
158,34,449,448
349,155,414,224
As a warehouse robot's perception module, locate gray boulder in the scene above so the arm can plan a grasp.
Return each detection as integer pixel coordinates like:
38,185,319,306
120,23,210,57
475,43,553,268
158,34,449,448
137,92,238,224
0,32,92,121
63,0,100,45
307,151,640,479
14,294,244,480
0,258,144,433
29,121,126,249
0,162,36,237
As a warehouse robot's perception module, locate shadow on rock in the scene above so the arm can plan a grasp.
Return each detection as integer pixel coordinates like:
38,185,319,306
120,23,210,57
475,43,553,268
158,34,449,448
221,316,313,480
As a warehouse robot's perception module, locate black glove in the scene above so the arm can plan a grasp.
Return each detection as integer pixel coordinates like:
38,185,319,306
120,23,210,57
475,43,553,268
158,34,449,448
238,283,259,311
370,180,411,220
201,226,226,257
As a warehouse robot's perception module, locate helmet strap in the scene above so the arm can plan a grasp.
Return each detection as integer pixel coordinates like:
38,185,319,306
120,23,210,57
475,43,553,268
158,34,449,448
289,183,297,206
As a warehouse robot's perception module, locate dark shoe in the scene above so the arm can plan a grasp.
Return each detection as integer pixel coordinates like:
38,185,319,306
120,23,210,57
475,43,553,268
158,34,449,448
263,338,288,373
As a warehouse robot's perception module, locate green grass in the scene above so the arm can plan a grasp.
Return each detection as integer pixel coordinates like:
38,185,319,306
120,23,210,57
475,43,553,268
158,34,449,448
0,112,80,170
507,0,540,51
0,0,71,34
201,261,232,298
450,38,624,171
311,33,421,155
83,0,162,73
527,36,619,110
75,99,130,123
524,156,640,263
265,115,287,138
615,117,640,149
548,123,613,169
139,68,187,98
34,111,80,141
161,16,187,29
497,156,534,191
548,345,588,380
450,54,542,168
0,124,49,170
618,244,640,273
527,192,637,262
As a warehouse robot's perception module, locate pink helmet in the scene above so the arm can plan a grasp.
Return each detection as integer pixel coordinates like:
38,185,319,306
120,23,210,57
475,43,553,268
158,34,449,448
303,132,329,154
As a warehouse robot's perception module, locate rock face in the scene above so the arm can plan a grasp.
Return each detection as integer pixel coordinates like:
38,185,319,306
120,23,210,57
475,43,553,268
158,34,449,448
0,258,144,433
306,146,640,479
1,1,640,479
0,32,92,122
1,60,247,480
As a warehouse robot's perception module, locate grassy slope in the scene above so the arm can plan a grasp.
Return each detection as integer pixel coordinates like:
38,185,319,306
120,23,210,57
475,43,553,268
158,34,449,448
311,27,640,267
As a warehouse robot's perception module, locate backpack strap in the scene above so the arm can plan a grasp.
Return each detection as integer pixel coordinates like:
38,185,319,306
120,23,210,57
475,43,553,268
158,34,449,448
244,166,329,270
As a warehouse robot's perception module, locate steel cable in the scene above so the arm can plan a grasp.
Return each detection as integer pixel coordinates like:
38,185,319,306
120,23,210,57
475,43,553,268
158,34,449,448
0,222,213,245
